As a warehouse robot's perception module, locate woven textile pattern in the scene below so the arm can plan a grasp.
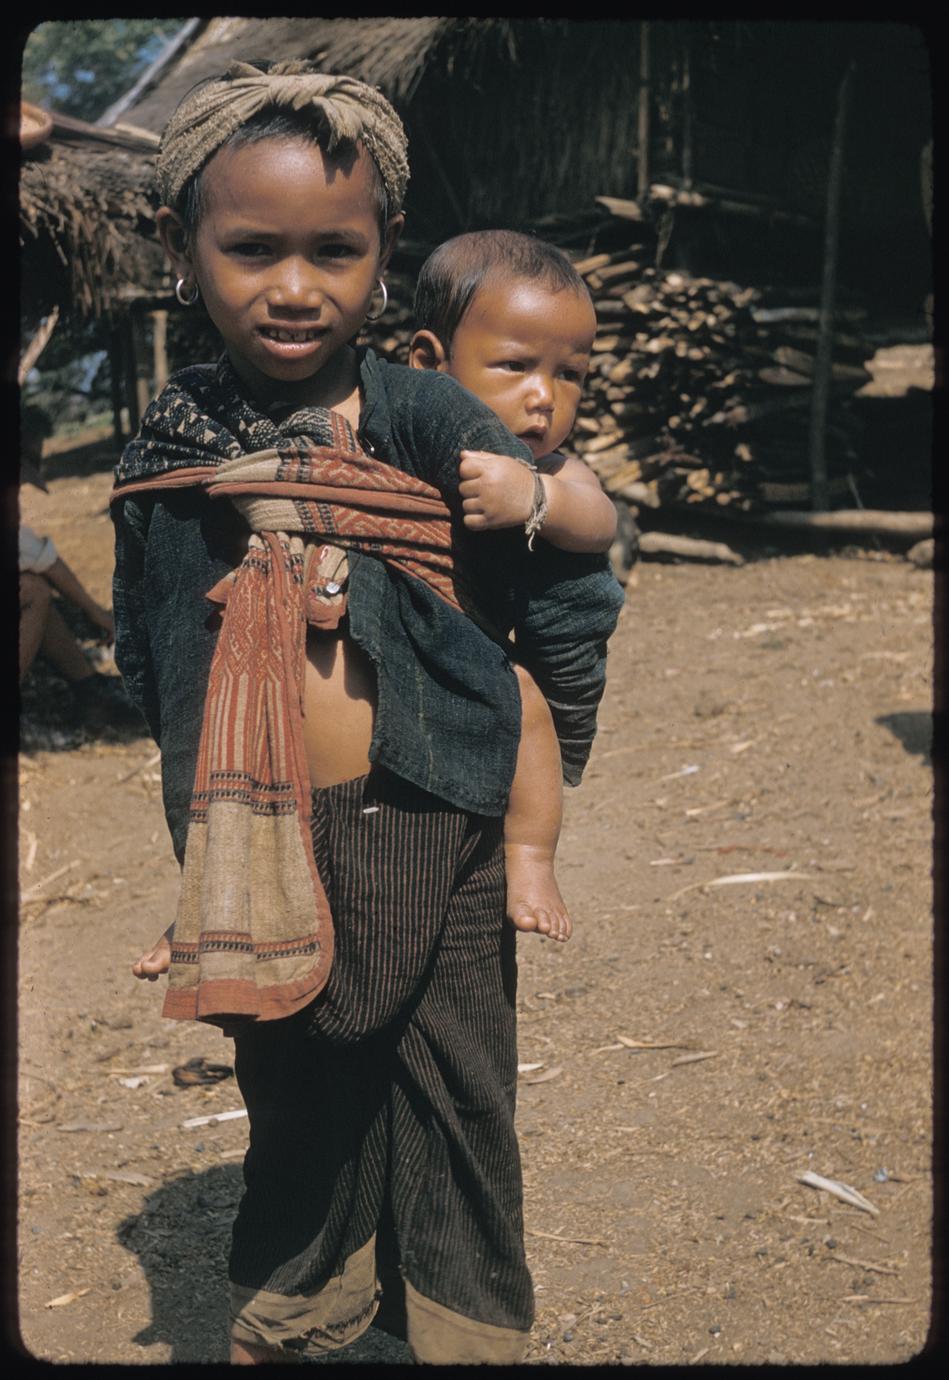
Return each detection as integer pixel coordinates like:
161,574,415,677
111,369,479,1027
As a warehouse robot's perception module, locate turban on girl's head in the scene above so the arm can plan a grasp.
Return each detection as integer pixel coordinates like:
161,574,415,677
157,60,410,213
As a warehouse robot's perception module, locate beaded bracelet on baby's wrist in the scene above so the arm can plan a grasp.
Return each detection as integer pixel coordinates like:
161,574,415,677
524,470,549,551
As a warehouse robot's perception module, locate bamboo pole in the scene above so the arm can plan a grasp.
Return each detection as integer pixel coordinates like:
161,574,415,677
151,310,169,393
657,505,934,541
637,21,651,200
650,182,817,228
18,307,60,385
756,509,934,539
422,127,466,229
121,315,141,436
808,61,855,512
131,310,152,424
680,27,693,191
109,326,125,448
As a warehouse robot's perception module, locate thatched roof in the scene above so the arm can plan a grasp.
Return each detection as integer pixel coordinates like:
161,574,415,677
20,113,167,321
20,19,930,326
118,17,453,131
112,17,647,242
112,18,929,249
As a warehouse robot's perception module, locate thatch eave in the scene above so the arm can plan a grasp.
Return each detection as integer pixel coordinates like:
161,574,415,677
110,17,647,240
112,16,459,134
20,128,167,322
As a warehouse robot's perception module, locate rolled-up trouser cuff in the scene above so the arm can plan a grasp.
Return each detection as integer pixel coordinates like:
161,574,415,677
230,1237,530,1364
404,1279,531,1365
230,1234,379,1357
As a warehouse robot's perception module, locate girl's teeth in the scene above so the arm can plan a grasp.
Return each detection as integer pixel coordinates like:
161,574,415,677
265,329,318,342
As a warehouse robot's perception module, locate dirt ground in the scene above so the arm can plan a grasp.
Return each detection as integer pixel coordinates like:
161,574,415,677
15,447,935,1365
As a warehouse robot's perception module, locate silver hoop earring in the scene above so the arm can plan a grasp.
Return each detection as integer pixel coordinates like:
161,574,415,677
365,279,388,322
175,277,199,307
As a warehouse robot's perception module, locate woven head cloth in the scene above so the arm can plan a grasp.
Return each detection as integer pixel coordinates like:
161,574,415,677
157,60,409,214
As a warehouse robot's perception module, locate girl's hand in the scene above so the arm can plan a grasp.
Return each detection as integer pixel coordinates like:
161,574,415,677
458,451,537,531
133,925,174,980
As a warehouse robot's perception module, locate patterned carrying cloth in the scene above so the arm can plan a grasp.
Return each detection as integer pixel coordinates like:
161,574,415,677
112,364,474,1028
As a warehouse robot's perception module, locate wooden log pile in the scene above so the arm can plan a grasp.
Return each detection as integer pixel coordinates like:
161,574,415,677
359,234,875,515
568,249,873,513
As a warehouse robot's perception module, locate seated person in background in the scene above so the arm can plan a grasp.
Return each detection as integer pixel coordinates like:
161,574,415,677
20,408,142,730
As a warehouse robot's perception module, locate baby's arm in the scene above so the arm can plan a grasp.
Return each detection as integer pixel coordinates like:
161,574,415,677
458,450,616,553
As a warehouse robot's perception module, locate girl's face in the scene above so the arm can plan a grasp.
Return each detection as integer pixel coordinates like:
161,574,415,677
159,138,401,404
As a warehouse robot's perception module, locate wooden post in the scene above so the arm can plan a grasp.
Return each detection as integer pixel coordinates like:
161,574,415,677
680,26,693,191
637,21,651,200
18,306,60,385
121,314,141,435
422,126,467,229
130,310,152,424
152,309,169,393
109,324,126,447
808,61,855,512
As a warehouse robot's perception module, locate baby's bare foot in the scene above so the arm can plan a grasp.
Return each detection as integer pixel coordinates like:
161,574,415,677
132,928,173,981
504,844,572,942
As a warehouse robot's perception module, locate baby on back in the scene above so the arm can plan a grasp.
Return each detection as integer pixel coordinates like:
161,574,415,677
410,230,617,942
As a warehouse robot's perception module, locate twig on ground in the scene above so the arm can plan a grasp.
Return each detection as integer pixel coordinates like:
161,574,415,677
525,1228,609,1247
617,1035,693,1051
116,750,162,785
798,1170,879,1216
181,1108,248,1129
523,1066,563,1085
841,1295,914,1306
21,860,80,902
45,1288,90,1309
23,829,38,872
669,870,816,900
826,1253,899,1276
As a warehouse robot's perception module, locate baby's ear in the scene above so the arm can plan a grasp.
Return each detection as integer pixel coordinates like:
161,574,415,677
409,329,449,372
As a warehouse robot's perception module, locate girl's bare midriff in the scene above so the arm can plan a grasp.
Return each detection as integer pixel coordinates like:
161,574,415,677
302,623,377,787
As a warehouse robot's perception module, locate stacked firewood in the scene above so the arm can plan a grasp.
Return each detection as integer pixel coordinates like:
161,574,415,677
360,243,873,514
568,250,872,512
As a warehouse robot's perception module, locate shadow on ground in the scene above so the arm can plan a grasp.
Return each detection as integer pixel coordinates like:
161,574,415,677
19,597,148,754
117,1166,411,1365
40,429,121,483
876,710,933,766
117,1165,239,1363
19,666,149,753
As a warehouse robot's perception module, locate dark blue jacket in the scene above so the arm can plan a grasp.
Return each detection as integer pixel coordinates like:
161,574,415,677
112,349,624,861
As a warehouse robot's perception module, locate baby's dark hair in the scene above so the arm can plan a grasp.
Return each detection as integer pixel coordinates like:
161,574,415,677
414,230,590,351
176,107,389,244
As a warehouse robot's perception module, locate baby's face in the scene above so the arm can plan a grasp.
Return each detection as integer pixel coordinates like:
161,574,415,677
444,279,595,460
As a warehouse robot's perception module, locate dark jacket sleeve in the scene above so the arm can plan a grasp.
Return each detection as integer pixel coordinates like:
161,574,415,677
510,543,625,784
401,368,536,501
112,495,162,744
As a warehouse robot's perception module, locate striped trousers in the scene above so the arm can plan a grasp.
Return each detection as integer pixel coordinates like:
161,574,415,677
228,769,533,1363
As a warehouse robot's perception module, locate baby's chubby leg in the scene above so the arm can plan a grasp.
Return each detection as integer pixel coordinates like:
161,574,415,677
506,666,571,941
